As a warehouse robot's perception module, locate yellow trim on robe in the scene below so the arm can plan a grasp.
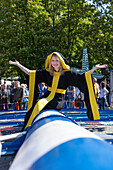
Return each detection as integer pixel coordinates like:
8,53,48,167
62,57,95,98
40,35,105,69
25,72,61,129
85,71,100,120
27,71,36,112
48,87,66,94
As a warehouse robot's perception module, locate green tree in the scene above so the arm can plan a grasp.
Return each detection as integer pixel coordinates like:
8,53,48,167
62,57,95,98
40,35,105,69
85,0,113,74
0,0,52,80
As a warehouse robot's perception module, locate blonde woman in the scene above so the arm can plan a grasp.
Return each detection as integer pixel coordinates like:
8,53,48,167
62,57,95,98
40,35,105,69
9,52,107,130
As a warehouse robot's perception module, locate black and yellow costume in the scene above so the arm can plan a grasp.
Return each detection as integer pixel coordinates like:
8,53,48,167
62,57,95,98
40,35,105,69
23,52,100,130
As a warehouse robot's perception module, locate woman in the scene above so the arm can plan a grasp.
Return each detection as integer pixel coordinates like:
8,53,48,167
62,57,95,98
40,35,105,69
1,83,9,110
100,82,109,110
9,52,107,130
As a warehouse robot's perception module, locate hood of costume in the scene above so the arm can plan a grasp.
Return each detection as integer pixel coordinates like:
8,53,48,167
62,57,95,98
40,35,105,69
45,52,70,72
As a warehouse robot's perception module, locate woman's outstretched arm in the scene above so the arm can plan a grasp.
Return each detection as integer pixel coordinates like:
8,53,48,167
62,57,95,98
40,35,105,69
9,60,31,75
90,64,107,74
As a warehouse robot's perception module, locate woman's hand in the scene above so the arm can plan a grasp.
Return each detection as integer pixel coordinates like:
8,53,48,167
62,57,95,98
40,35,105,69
95,64,107,69
90,64,107,74
9,60,30,75
9,60,19,66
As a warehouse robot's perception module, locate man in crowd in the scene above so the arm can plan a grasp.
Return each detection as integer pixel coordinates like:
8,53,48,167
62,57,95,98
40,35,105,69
12,81,24,110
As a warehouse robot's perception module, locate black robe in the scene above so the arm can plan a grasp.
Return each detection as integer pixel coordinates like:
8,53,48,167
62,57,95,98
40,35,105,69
22,69,100,130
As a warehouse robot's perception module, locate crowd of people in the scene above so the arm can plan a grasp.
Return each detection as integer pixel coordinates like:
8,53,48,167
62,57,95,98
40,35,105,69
0,80,29,111
0,77,110,111
63,78,110,110
0,80,49,111
93,78,110,110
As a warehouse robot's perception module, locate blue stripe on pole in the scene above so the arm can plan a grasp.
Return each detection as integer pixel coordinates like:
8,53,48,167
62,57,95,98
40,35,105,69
30,138,113,170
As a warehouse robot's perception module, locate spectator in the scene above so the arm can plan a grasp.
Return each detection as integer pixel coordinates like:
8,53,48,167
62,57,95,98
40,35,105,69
106,80,110,106
12,81,24,110
39,83,48,98
67,86,75,108
21,84,29,110
75,88,83,108
63,89,69,108
93,78,100,108
99,82,109,110
0,81,2,110
10,85,14,104
1,83,9,110
9,85,14,110
7,85,12,109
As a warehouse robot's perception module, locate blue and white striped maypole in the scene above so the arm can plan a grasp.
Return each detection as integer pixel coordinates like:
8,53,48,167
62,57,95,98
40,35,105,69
9,110,113,170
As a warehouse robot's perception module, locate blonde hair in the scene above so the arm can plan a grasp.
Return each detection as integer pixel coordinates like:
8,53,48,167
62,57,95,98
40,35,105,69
49,55,64,76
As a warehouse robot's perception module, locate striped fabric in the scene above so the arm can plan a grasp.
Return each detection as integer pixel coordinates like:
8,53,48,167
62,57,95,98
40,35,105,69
82,48,89,73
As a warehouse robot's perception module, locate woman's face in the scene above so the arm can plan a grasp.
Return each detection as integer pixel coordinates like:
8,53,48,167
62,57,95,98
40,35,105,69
51,55,61,71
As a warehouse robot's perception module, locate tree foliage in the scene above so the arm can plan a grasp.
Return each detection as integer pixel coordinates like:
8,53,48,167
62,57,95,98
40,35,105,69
0,0,112,81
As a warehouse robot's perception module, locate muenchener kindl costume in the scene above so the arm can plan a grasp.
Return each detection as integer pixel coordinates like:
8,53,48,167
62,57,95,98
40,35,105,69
22,52,100,130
